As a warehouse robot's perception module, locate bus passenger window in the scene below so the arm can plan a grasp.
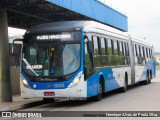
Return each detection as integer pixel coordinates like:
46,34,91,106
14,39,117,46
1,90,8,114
124,43,128,56
119,41,124,65
101,38,106,55
149,49,151,58
126,43,129,56
114,40,118,55
84,44,91,68
135,45,138,57
119,41,123,56
125,43,130,65
117,41,120,55
108,39,113,55
151,49,153,59
84,43,94,79
114,41,121,66
137,45,139,57
93,36,101,68
121,42,124,56
123,42,126,56
142,46,145,58
108,39,115,66
101,38,108,67
139,45,142,57
146,48,148,58
142,46,146,64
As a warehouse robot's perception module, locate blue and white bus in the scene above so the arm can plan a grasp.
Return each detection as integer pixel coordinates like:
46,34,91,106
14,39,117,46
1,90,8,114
19,21,156,101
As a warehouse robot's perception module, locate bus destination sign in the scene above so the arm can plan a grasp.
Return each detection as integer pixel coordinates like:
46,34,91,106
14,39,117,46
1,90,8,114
36,34,71,40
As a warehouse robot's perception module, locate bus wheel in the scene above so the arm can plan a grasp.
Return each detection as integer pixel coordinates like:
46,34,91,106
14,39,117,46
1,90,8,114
94,81,102,101
120,79,127,93
144,75,149,85
148,71,152,84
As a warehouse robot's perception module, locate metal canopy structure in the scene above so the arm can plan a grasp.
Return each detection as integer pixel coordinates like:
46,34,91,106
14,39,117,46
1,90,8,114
47,0,128,31
1,0,128,31
1,0,89,29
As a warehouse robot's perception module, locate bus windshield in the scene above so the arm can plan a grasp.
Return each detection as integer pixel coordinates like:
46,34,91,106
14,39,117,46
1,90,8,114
22,32,81,78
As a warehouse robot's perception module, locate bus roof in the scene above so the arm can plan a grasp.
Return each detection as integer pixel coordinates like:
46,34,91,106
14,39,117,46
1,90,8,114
27,20,153,48
28,20,126,35
131,37,153,48
28,21,95,34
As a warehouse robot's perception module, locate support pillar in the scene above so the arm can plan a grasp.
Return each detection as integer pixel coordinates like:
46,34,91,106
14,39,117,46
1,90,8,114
0,8,12,102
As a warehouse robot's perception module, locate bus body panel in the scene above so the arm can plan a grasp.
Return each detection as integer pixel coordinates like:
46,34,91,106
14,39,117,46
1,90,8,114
87,67,131,98
20,74,87,98
135,60,156,83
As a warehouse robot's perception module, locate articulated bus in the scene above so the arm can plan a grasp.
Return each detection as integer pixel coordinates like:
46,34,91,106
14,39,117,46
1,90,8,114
18,21,156,101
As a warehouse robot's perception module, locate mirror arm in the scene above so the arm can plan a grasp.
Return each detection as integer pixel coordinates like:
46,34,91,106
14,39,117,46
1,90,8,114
13,39,23,44
10,39,23,55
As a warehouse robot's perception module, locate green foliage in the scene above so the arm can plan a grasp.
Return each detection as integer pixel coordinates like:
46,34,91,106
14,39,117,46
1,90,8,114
85,54,90,68
94,55,101,67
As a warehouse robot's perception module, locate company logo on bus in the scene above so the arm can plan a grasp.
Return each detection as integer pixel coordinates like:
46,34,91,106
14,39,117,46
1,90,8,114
41,78,58,82
46,85,51,89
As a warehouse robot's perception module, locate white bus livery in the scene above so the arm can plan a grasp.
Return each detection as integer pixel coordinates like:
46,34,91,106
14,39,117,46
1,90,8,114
19,21,156,101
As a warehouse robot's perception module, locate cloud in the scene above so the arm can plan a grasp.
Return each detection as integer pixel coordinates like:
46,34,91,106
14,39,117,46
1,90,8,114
103,0,160,52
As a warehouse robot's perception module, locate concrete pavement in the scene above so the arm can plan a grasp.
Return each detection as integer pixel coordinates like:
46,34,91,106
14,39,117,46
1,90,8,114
0,94,43,111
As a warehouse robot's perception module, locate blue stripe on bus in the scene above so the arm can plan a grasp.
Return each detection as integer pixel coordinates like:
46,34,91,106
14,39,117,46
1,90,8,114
87,68,121,98
136,60,156,82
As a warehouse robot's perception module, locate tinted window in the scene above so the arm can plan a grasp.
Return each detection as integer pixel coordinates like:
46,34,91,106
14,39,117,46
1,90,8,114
142,46,145,57
121,42,124,56
135,45,138,57
93,36,99,55
119,41,123,56
114,40,118,55
101,38,106,55
146,48,148,58
108,39,113,55
126,43,129,56
137,45,139,57
124,42,127,56
139,45,141,57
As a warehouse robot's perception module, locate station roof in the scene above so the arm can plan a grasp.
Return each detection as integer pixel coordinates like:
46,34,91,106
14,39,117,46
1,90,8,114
1,0,128,31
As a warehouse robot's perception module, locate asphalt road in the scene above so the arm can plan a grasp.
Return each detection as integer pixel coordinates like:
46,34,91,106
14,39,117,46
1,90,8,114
2,69,160,120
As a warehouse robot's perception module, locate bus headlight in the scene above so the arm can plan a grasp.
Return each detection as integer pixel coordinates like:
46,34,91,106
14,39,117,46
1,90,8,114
68,71,82,88
21,75,31,88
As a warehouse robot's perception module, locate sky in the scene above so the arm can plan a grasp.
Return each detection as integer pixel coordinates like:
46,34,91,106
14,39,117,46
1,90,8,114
100,0,160,52
8,0,160,52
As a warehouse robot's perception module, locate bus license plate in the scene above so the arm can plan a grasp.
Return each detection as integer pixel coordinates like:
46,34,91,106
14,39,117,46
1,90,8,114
44,92,55,96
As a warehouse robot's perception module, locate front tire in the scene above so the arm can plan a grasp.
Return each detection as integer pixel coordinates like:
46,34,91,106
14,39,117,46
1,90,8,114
120,79,127,93
148,72,152,84
94,81,103,101
144,75,149,85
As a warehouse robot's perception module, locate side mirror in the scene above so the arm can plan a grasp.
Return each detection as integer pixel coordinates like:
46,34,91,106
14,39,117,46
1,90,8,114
9,39,23,55
9,44,16,55
87,41,94,54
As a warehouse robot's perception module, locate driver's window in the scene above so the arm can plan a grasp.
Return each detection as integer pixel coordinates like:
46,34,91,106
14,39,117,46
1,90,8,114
84,43,91,69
